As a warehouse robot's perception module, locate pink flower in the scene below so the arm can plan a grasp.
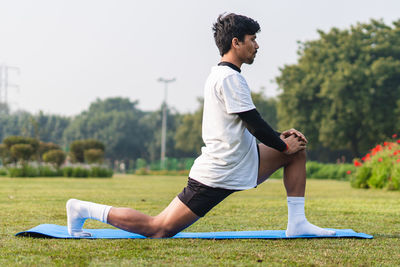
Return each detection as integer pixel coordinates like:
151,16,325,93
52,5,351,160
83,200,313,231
346,170,352,175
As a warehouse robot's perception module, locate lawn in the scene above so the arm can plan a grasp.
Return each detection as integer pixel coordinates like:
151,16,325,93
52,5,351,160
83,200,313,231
1,175,399,266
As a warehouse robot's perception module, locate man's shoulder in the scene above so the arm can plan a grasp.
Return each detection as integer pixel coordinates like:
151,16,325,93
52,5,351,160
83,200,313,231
210,66,244,81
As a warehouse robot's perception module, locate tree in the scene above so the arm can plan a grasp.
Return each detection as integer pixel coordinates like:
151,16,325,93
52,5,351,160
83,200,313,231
84,149,104,164
3,136,39,162
43,150,66,168
35,112,70,145
174,98,204,156
69,139,105,163
10,144,34,163
0,144,10,165
0,111,32,143
0,110,69,148
140,105,183,162
0,103,9,115
276,19,400,157
173,93,278,156
38,141,61,158
63,97,151,163
251,91,278,129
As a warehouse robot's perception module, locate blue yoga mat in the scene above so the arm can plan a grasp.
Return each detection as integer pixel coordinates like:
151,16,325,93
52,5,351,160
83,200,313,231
15,224,373,239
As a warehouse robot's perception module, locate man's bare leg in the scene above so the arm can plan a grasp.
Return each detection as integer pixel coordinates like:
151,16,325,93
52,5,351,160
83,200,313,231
108,197,199,237
257,143,335,236
67,197,199,238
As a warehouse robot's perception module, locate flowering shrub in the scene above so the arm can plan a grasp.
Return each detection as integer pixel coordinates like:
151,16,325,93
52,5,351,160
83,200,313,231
350,134,400,190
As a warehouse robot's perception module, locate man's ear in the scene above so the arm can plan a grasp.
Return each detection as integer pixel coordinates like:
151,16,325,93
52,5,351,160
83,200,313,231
232,37,240,49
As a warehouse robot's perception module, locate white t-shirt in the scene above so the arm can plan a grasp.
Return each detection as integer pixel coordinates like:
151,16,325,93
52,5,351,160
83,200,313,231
189,65,258,190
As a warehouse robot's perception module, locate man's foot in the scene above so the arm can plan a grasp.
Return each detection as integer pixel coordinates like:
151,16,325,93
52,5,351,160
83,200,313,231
286,219,336,237
66,199,92,237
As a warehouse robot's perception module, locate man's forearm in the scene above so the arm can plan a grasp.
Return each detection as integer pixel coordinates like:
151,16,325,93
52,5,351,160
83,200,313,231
237,109,288,152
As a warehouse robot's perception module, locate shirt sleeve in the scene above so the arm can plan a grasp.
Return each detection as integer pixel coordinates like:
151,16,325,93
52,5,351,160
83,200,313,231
221,74,256,114
237,109,288,152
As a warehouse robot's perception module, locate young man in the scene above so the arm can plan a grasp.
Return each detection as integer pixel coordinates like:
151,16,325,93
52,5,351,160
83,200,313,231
66,13,335,238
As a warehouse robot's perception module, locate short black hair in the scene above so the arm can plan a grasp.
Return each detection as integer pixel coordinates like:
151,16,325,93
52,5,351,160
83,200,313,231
212,13,260,56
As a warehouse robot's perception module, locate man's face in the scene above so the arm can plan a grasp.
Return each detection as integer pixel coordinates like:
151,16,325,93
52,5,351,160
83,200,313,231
237,34,259,64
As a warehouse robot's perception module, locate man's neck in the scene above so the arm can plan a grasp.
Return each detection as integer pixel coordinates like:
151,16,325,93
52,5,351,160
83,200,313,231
220,54,242,70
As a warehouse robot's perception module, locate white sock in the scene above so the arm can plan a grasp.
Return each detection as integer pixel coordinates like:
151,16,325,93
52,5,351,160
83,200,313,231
286,196,335,237
66,199,112,237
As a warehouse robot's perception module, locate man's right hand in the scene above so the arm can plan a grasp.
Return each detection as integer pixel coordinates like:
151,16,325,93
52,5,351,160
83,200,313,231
281,134,306,155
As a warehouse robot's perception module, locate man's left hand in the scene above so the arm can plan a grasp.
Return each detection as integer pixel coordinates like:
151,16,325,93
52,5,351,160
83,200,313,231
281,128,308,144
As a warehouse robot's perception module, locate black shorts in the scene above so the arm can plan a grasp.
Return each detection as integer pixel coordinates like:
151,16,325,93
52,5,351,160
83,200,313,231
177,178,237,217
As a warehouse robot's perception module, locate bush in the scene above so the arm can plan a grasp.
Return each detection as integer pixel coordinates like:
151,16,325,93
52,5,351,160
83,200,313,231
43,150,66,168
350,165,371,189
135,167,149,175
368,159,391,189
3,163,112,178
388,163,400,190
350,135,400,190
38,142,61,157
0,144,11,165
0,167,7,176
90,165,113,178
183,158,195,170
10,144,34,163
7,164,40,177
61,164,113,178
3,136,39,152
84,149,104,164
268,161,354,180
148,158,195,171
71,166,90,178
136,158,147,169
62,166,74,177
38,164,62,177
69,140,86,163
269,168,283,178
70,139,105,163
3,136,39,162
132,158,353,179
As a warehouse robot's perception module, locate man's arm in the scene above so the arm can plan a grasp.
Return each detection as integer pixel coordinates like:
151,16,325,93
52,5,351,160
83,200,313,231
237,109,288,152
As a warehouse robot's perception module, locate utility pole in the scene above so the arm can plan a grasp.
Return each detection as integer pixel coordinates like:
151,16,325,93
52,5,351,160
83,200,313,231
157,77,176,169
0,63,20,105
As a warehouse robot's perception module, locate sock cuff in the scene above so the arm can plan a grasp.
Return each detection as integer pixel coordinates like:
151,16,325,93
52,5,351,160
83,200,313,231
287,196,305,204
102,205,112,223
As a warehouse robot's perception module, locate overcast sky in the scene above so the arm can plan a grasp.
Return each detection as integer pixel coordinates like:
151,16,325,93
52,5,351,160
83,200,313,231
0,0,399,116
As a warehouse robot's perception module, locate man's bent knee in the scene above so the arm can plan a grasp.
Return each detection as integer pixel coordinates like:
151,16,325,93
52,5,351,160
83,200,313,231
147,217,180,238
290,149,307,162
149,225,178,238
298,149,307,159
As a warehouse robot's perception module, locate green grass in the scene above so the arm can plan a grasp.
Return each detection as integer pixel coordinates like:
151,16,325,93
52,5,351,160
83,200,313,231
1,175,400,266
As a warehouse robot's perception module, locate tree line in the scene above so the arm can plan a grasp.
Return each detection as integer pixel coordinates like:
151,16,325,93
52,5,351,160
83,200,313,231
0,19,399,166
0,93,276,167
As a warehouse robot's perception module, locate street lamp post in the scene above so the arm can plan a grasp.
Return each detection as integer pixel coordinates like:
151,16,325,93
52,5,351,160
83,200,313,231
157,77,176,169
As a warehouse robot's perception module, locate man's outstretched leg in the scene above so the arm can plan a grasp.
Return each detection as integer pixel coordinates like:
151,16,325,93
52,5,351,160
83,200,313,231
67,197,199,238
257,143,335,237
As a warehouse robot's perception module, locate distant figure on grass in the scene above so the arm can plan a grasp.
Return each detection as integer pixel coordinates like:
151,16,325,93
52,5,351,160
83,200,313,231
67,13,335,238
